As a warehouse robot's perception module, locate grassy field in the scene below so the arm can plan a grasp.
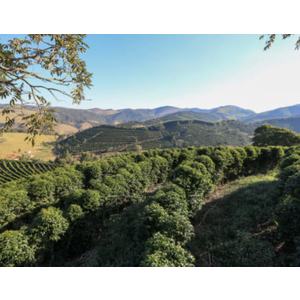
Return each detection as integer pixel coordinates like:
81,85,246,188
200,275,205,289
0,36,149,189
0,133,57,161
54,124,78,135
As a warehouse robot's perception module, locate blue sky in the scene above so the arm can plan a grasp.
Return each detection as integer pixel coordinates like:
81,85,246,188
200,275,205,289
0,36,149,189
1,34,300,112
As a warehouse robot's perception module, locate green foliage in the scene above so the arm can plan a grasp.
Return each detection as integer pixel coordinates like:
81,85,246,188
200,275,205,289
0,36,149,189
188,174,280,267
140,233,195,267
254,146,300,265
67,204,85,223
253,124,300,147
275,196,300,242
143,202,194,244
260,34,300,51
283,172,300,197
172,162,211,189
0,190,31,227
28,176,55,203
79,152,100,163
0,229,35,267
207,232,276,267
51,168,84,199
195,155,215,174
80,190,102,212
278,163,300,183
0,145,295,267
278,153,300,169
0,34,92,143
31,207,69,243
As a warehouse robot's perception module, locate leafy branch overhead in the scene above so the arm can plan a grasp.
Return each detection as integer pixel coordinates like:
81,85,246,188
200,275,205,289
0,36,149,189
260,34,300,51
0,34,92,145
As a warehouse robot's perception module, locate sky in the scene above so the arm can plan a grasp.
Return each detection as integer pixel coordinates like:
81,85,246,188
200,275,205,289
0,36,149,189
1,34,300,113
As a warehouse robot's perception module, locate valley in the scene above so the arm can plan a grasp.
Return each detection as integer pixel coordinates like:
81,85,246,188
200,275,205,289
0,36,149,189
3,103,300,162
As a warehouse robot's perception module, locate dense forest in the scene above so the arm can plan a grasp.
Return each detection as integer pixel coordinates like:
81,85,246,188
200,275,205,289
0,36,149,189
1,144,300,267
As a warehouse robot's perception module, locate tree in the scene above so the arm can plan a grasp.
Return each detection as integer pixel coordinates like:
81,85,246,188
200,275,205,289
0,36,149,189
135,144,142,153
79,152,99,163
253,124,300,147
31,206,69,244
28,176,55,203
260,34,300,51
140,233,195,267
30,206,69,264
0,229,35,267
0,34,92,145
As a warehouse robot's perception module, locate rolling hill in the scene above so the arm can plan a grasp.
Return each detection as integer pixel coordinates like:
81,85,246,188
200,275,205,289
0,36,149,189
255,115,300,133
59,119,256,154
241,104,300,123
144,111,223,125
1,104,257,135
187,105,256,120
4,103,300,138
0,105,107,134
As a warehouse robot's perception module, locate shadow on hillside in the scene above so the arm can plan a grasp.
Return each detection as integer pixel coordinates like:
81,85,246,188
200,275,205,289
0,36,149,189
188,177,284,267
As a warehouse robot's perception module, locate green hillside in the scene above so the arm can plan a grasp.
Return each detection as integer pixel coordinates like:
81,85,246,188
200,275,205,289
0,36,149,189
144,111,223,124
255,115,300,133
242,104,300,123
59,120,256,154
107,106,182,124
209,105,256,120
190,105,256,120
58,125,163,153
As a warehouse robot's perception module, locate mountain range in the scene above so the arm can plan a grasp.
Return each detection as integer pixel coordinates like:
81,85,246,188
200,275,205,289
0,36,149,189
2,103,300,134
240,104,300,123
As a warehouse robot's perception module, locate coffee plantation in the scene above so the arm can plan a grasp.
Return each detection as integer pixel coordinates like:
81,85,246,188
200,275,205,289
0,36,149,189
0,159,57,184
1,145,300,266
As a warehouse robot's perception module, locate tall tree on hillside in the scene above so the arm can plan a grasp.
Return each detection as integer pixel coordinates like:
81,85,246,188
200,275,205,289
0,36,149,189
0,34,92,145
253,124,300,147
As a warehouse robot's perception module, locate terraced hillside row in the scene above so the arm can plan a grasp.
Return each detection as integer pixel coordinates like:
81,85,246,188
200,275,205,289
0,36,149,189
0,159,57,184
58,120,256,154
58,125,163,153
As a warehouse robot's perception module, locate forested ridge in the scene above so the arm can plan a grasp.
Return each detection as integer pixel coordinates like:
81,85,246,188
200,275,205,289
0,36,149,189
1,144,300,267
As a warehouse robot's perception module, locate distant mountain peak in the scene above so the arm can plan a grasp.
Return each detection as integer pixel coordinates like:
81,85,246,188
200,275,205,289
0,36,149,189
241,103,300,123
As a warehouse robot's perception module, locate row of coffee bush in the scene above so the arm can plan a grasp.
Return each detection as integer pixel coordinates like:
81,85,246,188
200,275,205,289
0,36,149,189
90,146,286,266
273,147,300,266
